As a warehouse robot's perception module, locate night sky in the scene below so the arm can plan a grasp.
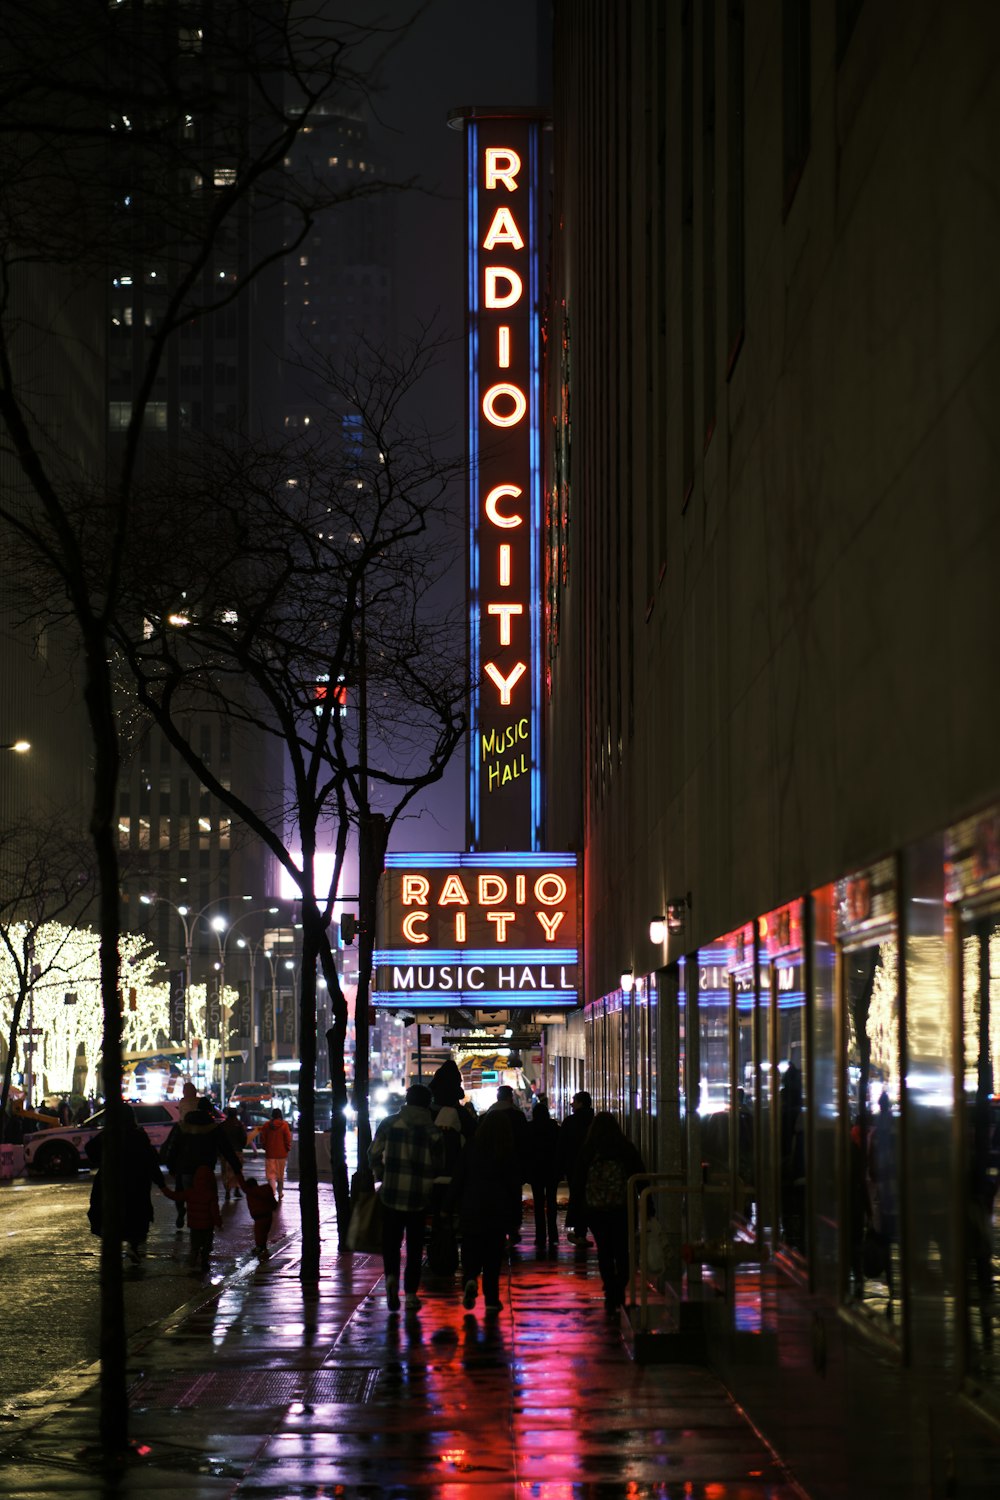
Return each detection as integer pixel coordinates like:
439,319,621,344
358,1,549,852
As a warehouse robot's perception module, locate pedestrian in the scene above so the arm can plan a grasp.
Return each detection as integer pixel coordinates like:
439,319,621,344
527,1099,560,1253
85,1104,174,1263
577,1110,645,1314
57,1095,72,1126
258,1109,293,1200
221,1106,247,1202
486,1084,530,1243
556,1089,595,1248
451,1108,522,1314
368,1083,442,1313
172,1164,223,1271
163,1099,245,1227
244,1175,279,1261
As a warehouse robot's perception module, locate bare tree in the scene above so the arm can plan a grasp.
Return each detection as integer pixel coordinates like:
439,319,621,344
0,816,96,1134
110,334,467,1273
0,0,410,1453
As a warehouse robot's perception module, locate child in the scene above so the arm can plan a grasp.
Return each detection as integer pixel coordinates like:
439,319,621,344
173,1164,222,1271
244,1175,278,1260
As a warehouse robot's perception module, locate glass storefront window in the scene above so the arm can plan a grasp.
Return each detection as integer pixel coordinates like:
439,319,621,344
837,859,901,1328
776,954,807,1255
960,911,999,1382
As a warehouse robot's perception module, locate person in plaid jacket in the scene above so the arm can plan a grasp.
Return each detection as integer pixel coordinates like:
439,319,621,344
368,1083,442,1312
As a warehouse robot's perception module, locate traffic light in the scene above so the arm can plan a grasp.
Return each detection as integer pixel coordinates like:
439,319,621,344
341,913,358,945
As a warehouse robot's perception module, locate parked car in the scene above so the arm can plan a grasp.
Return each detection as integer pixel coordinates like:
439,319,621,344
23,1100,184,1177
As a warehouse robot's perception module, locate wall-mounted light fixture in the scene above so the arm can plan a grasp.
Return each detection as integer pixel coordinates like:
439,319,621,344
620,968,634,993
667,892,692,933
649,916,667,944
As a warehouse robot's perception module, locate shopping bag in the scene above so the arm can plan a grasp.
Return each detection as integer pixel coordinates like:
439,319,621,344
346,1187,383,1252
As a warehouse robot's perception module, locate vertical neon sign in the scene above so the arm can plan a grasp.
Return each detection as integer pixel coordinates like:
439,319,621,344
462,112,542,853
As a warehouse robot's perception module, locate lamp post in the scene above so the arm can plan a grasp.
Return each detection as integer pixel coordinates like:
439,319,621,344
210,907,279,1101
1,740,30,753
140,893,249,1082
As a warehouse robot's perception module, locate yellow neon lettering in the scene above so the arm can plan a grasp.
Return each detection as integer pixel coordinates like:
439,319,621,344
401,910,429,943
499,543,511,585
485,147,521,192
516,874,526,904
484,266,522,309
534,873,568,906
487,602,523,646
498,325,510,368
454,912,467,943
438,874,470,906
485,484,523,529
484,660,527,705
478,875,508,906
402,875,430,906
483,205,524,251
486,911,516,942
483,382,526,427
536,910,566,941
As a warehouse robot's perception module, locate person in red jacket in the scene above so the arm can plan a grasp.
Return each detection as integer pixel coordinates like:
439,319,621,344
244,1176,279,1260
172,1164,222,1271
258,1109,292,1200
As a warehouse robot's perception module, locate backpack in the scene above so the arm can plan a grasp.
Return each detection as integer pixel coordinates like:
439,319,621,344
585,1155,628,1209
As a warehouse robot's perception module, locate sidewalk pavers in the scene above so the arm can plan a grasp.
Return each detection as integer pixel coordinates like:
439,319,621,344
0,1185,807,1498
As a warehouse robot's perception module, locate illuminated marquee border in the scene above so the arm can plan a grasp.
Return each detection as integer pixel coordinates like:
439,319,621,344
465,115,543,853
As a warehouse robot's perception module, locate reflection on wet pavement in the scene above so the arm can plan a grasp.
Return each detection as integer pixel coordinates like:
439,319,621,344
0,1187,807,1498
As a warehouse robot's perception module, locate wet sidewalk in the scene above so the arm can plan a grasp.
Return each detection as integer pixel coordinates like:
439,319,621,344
1,1184,808,1498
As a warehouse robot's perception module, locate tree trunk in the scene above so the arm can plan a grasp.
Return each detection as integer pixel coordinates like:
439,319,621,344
322,932,351,1242
296,907,322,1281
85,632,127,1453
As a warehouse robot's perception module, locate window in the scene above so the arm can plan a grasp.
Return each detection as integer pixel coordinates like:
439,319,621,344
782,0,811,215
109,401,132,431
702,0,717,444
726,0,746,374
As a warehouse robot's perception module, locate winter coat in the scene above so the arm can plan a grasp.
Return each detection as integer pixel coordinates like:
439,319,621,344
245,1179,278,1221
369,1103,442,1213
259,1117,292,1159
527,1106,560,1183
450,1124,524,1236
165,1108,243,1178
86,1119,169,1245
174,1165,222,1231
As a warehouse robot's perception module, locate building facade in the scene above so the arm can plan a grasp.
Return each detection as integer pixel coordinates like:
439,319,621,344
544,2,1000,1493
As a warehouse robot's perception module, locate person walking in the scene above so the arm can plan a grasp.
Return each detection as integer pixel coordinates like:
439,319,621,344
85,1104,174,1262
163,1098,246,1227
221,1106,247,1202
368,1083,442,1313
258,1109,293,1201
451,1109,522,1313
577,1111,645,1314
527,1099,560,1253
244,1175,279,1261
486,1084,530,1244
172,1164,223,1271
556,1090,595,1248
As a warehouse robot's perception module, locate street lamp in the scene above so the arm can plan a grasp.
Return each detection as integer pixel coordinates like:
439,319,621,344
140,893,244,1082
210,907,279,1101
1,740,30,753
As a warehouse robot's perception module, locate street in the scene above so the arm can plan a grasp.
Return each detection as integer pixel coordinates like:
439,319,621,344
0,1168,295,1412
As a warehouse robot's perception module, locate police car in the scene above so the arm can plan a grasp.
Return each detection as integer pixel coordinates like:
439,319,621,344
23,1100,185,1177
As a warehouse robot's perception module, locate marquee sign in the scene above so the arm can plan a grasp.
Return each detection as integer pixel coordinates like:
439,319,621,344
373,852,579,1009
462,111,543,852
